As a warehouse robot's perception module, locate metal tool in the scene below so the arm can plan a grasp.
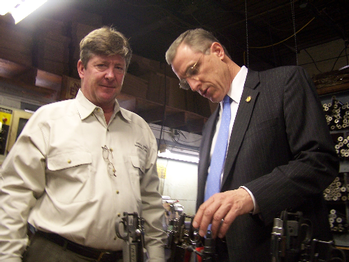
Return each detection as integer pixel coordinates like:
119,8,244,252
115,212,145,262
271,210,346,262
166,213,218,262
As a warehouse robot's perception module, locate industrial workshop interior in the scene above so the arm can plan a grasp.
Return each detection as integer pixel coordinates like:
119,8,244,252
0,0,349,261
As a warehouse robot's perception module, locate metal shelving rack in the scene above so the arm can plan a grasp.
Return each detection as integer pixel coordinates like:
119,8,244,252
323,97,349,255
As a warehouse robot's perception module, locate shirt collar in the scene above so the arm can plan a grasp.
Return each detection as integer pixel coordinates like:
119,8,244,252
75,89,130,122
226,65,248,104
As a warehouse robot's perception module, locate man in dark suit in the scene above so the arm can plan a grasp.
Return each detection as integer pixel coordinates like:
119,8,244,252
165,28,339,261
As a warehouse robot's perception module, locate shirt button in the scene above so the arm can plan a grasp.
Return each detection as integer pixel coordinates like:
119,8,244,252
117,213,121,217
67,160,71,164
116,190,119,194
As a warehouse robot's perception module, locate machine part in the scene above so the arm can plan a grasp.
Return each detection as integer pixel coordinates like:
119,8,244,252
115,212,145,262
271,210,346,262
0,107,12,155
166,213,218,262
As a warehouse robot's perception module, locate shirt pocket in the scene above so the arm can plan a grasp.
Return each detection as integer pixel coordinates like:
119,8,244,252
128,155,145,203
47,151,92,171
46,151,93,203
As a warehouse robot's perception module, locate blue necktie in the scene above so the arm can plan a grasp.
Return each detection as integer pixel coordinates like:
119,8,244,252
204,95,231,201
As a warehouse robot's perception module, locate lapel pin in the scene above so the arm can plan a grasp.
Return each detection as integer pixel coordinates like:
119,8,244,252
245,96,252,103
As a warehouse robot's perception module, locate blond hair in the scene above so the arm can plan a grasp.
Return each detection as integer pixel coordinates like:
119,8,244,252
80,26,132,69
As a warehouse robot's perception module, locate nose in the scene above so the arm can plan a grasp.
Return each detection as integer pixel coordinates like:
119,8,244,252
105,67,115,80
187,77,201,92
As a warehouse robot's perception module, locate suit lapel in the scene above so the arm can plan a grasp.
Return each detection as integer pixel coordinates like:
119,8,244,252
197,107,219,205
199,108,219,174
221,70,260,187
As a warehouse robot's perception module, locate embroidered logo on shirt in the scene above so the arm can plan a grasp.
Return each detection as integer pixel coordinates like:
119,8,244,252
135,142,148,153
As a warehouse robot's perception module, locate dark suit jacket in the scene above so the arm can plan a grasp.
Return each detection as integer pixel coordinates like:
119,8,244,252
197,66,339,262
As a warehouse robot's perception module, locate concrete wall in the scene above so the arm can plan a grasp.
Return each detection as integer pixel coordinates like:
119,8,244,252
158,158,198,216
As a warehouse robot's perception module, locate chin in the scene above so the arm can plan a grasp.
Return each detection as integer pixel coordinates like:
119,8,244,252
209,96,221,103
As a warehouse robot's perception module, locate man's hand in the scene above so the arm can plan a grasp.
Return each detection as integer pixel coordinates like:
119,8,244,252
192,188,254,238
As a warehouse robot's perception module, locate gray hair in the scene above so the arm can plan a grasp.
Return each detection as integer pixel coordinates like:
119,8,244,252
165,28,229,64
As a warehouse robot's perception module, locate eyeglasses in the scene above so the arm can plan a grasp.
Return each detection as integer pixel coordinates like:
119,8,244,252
179,54,203,90
102,145,116,177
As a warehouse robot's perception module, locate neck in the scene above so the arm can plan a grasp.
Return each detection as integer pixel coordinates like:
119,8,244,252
104,111,113,124
228,60,241,81
101,104,115,124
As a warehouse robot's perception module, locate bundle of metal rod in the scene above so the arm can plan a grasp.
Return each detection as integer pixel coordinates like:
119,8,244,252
323,96,348,131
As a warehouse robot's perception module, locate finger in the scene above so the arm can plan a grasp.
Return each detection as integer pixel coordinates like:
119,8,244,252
194,195,221,237
217,199,243,238
192,205,204,229
193,198,212,228
210,199,236,238
198,201,216,237
210,217,225,238
216,189,253,238
216,211,238,238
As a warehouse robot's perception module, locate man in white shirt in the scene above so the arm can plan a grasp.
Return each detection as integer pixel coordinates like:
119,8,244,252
0,26,166,262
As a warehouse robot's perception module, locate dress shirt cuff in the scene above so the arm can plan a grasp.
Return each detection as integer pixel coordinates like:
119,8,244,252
239,186,260,215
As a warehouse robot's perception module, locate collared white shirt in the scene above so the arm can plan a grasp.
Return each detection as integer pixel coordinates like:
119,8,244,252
210,65,248,159
0,90,166,262
207,66,258,212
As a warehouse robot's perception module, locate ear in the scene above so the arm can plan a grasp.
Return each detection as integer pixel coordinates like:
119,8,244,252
77,60,85,79
210,42,225,60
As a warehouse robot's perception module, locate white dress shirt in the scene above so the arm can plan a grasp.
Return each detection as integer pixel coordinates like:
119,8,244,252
0,90,166,262
211,66,248,150
208,66,258,213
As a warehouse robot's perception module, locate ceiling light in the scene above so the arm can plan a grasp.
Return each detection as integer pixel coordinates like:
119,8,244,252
1,0,47,24
0,2,14,16
158,149,199,164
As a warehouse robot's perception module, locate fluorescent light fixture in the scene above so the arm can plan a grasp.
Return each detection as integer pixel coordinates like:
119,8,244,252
0,2,15,16
158,149,199,164
1,0,47,24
